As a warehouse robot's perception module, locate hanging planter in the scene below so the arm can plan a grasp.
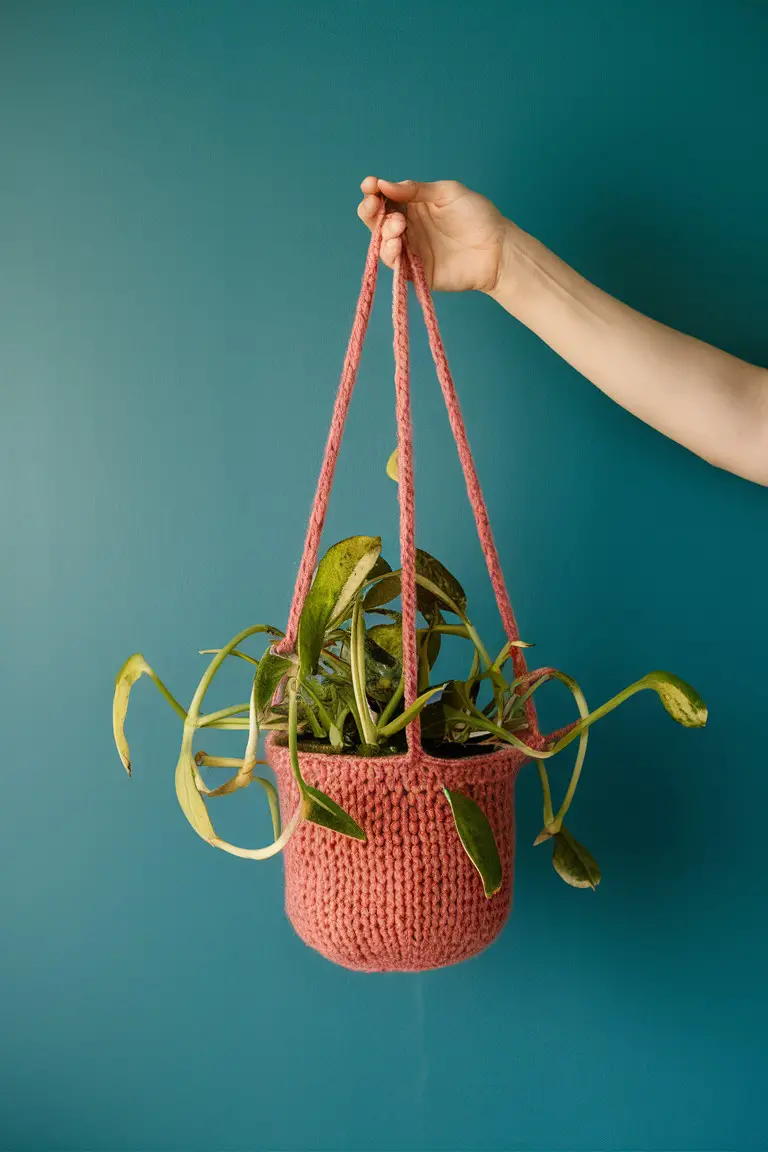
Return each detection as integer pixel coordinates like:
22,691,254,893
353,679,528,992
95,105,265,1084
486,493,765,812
112,210,707,972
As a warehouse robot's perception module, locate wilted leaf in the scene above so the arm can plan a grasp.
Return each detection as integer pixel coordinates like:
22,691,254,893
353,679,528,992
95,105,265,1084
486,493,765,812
302,785,366,841
299,536,382,677
113,653,186,775
176,735,300,859
443,788,502,897
175,747,215,841
552,828,601,890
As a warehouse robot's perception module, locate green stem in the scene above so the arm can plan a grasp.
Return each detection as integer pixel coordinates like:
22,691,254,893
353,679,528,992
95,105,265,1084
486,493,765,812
415,624,471,640
147,671,188,722
549,678,651,755
378,683,446,739
198,703,250,727
287,680,307,795
198,648,260,667
188,625,278,726
549,675,590,831
536,761,554,826
376,670,405,731
300,678,333,734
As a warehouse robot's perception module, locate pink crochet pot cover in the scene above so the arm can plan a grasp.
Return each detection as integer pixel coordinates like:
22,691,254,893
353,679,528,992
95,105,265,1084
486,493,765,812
268,737,526,972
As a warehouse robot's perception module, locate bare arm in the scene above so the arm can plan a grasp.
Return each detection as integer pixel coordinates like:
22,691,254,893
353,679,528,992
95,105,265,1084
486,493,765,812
492,225,768,484
359,177,768,487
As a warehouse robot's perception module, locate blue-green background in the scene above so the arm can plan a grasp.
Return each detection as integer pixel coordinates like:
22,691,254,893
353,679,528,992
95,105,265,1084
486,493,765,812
2,3,766,1150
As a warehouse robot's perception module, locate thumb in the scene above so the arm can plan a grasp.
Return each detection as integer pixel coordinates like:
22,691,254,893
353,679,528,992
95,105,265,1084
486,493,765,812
377,178,447,204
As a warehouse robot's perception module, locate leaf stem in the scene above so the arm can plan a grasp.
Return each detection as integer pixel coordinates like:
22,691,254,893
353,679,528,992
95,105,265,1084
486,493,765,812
536,761,554,826
188,625,279,725
351,601,378,746
198,703,250,727
301,678,333,734
287,680,308,795
376,670,405,731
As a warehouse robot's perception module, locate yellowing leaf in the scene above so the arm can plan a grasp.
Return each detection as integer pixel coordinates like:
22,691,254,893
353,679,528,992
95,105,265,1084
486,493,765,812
298,536,382,678
552,828,601,890
113,653,186,775
177,733,298,859
643,671,708,728
175,746,215,842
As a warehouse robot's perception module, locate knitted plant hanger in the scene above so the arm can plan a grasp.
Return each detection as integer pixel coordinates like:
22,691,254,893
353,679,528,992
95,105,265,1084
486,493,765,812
112,208,707,971
267,210,548,972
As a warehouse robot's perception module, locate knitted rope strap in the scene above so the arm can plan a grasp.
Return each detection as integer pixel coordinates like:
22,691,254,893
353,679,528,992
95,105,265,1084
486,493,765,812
276,211,542,758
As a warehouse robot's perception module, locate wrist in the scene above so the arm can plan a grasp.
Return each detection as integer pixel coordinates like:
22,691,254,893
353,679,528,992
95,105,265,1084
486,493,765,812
485,220,537,316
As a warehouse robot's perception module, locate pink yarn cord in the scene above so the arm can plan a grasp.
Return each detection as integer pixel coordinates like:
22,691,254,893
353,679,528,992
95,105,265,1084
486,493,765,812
277,210,542,750
392,246,420,746
407,248,540,740
276,216,384,655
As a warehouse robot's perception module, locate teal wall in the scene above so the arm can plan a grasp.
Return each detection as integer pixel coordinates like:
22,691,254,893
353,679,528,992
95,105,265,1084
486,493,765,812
2,3,767,1150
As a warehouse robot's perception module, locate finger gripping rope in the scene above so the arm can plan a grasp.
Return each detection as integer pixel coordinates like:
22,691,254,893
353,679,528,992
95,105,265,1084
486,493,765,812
268,212,548,971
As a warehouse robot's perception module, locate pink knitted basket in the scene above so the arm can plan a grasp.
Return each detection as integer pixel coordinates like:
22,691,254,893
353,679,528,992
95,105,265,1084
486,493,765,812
267,741,525,972
271,210,547,972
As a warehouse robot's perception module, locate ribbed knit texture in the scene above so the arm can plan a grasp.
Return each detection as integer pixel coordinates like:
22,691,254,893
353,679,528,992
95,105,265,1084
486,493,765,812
268,739,525,972
272,211,550,970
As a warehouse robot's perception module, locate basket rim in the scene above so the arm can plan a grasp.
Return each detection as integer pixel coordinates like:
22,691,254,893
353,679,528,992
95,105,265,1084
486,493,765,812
265,731,525,788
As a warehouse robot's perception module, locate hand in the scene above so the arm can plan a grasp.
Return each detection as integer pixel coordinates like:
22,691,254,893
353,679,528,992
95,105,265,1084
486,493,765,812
357,177,512,293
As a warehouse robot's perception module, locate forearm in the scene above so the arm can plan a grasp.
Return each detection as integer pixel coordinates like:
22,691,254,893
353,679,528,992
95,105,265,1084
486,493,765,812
489,223,768,486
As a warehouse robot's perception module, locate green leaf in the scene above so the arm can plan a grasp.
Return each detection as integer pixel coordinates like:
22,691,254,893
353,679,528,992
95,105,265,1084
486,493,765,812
362,571,402,611
415,550,467,615
253,650,293,718
253,776,282,839
299,536,382,677
425,606,443,669
552,828,601,890
419,701,449,742
378,683,447,738
113,653,186,775
642,671,708,728
443,788,502,897
386,447,399,482
368,555,393,581
367,622,403,663
363,551,466,618
302,785,366,841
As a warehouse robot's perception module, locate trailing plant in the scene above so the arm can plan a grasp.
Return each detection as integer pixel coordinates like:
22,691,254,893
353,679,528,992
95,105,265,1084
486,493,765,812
113,532,706,897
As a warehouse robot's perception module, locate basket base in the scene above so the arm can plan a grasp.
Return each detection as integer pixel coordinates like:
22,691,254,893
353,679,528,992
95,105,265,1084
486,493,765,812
285,887,514,973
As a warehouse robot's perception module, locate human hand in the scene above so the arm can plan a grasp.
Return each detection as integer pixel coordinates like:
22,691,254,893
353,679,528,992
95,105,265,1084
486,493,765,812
357,177,513,294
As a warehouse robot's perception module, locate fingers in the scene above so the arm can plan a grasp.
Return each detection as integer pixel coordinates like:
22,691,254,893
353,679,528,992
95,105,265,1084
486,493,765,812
357,193,381,231
357,178,407,268
380,212,406,268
